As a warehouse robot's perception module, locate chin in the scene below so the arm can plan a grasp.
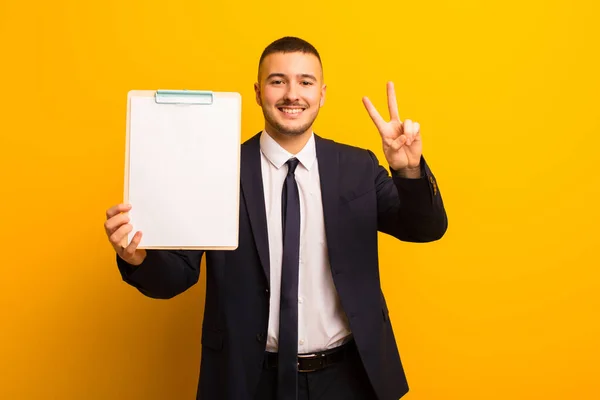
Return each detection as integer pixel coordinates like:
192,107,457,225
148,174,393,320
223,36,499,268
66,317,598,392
276,124,311,137
268,117,313,137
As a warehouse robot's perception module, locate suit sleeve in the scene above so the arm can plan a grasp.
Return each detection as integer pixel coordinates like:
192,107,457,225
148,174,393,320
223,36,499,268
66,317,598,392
116,250,204,299
369,151,448,242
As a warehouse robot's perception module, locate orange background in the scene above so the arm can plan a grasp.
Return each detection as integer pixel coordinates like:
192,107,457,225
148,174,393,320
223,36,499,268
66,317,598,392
1,0,599,399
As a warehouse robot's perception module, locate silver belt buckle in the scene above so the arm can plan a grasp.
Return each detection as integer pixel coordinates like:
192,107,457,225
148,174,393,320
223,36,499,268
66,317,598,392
297,353,325,373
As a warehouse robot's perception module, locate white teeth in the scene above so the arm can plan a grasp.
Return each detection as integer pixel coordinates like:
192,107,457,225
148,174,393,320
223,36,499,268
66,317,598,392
280,108,303,114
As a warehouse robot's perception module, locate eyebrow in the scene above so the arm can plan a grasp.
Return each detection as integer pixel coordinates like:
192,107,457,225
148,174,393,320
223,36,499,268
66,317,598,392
266,73,318,81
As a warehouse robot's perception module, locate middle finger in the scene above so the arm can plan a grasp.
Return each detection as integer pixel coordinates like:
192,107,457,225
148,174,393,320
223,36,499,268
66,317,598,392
104,213,130,236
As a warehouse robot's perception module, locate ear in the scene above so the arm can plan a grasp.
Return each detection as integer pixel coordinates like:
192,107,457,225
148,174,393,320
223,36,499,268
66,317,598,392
320,84,327,107
254,82,262,106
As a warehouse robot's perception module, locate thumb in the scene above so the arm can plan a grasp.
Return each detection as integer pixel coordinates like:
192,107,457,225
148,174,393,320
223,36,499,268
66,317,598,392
390,135,406,151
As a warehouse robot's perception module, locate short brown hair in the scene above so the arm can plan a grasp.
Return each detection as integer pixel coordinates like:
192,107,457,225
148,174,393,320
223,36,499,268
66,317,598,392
258,36,322,80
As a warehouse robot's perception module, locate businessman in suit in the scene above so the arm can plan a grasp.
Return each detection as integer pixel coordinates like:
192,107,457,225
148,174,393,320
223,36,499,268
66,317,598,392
104,36,447,400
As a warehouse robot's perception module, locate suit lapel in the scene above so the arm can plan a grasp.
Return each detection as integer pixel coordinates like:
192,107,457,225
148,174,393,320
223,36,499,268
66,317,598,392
315,135,340,268
241,133,341,285
240,133,271,285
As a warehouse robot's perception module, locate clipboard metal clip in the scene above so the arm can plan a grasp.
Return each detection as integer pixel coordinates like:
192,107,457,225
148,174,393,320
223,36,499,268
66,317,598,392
155,90,214,105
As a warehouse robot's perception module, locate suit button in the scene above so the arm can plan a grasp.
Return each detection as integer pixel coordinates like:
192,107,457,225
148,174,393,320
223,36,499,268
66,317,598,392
265,288,270,297
256,333,266,343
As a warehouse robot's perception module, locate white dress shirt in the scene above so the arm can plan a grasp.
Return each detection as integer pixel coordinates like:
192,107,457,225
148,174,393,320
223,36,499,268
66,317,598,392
259,130,352,354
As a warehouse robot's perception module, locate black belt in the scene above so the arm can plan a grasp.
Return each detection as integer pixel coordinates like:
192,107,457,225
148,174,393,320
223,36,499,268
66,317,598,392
264,339,355,373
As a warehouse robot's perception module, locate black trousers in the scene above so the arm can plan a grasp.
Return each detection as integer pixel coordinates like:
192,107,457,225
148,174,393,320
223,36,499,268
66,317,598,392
254,341,377,400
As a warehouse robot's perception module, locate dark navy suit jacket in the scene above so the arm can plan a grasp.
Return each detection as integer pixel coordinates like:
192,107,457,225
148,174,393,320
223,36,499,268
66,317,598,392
117,132,448,399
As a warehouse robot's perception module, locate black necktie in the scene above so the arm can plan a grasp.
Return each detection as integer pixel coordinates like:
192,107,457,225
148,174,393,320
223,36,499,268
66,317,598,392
278,157,300,400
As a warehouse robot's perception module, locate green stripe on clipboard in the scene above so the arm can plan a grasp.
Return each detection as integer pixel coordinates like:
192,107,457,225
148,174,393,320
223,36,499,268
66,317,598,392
155,90,214,105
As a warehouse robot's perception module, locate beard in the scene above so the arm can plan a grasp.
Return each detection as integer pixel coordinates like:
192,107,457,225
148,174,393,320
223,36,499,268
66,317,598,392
262,105,319,137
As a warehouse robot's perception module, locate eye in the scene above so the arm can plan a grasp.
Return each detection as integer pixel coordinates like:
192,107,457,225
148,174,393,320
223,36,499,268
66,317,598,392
301,81,313,86
271,80,284,85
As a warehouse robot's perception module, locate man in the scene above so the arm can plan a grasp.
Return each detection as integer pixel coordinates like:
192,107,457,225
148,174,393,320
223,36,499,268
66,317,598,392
104,36,447,400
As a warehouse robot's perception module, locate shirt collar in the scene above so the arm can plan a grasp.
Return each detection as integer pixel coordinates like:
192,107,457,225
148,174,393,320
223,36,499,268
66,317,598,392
259,130,317,171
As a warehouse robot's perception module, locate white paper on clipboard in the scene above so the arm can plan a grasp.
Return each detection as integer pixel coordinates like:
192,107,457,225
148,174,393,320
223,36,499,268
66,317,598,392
123,89,241,250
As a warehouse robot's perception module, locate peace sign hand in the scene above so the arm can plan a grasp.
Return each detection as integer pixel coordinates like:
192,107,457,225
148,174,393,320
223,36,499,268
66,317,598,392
362,82,422,174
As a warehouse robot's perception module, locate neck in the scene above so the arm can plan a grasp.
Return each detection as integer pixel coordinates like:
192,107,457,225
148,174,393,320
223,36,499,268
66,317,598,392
264,128,312,155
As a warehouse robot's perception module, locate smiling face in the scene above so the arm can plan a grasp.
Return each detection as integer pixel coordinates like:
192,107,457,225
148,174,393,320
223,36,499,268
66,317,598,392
254,51,326,139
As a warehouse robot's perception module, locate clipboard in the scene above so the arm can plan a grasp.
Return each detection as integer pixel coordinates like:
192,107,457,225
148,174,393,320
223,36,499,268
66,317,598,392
124,89,242,250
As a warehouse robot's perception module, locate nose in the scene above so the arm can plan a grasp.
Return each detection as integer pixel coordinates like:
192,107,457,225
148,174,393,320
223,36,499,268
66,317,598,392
283,84,299,103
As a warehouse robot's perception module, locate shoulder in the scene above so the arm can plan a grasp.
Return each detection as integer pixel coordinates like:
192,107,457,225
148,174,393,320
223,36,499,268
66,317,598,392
315,134,379,165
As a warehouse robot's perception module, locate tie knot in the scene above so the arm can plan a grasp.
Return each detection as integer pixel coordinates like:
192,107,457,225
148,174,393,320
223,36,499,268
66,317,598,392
286,158,299,175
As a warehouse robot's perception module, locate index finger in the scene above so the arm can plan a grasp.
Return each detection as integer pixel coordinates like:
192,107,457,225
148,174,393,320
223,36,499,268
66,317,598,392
362,96,386,134
106,203,132,220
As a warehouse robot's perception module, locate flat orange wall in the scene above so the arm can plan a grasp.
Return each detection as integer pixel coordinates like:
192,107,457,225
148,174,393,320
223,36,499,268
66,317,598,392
1,0,598,399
